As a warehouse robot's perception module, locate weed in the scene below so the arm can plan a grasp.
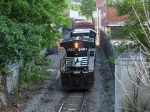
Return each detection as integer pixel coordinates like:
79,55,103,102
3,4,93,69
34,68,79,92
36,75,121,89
19,55,50,85
14,87,19,93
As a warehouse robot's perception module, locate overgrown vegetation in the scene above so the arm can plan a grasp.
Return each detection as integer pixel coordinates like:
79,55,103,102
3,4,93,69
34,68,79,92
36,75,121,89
106,0,150,111
80,0,96,23
0,0,70,84
67,0,96,23
67,0,81,11
107,0,150,56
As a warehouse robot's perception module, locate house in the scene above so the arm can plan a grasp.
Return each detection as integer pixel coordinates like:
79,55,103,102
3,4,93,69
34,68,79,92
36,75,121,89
96,0,127,31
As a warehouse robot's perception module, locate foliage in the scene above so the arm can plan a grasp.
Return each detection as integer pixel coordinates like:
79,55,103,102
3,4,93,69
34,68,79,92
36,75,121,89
106,0,150,111
68,1,81,11
19,59,49,84
68,0,81,2
14,87,19,93
80,0,96,22
122,97,150,112
0,0,70,83
106,0,150,57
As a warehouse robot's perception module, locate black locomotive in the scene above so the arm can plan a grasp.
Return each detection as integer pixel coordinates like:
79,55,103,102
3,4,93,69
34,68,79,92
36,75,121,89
60,28,96,90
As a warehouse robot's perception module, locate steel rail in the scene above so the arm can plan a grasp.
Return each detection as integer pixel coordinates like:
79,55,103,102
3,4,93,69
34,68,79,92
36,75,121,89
58,91,86,112
79,92,86,112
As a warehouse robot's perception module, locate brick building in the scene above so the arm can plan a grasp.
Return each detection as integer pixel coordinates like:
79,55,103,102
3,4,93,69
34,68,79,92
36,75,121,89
96,0,127,31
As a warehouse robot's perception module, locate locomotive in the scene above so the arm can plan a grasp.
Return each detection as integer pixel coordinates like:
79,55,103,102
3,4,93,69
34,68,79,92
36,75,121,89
60,26,97,90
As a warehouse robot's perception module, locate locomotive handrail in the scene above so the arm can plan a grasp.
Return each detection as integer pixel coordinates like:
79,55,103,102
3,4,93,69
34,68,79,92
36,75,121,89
60,52,66,71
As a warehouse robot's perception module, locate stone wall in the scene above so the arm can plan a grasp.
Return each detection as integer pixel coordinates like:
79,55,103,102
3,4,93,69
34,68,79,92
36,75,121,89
0,64,20,107
7,65,20,93
0,75,7,108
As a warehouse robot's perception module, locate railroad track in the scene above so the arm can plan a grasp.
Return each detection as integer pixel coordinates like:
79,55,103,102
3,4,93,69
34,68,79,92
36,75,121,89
58,92,86,112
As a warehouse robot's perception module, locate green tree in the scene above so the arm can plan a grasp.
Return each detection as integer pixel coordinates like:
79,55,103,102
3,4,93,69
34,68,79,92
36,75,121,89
68,1,81,11
107,0,150,55
106,0,150,111
0,0,69,83
68,0,81,3
80,0,96,23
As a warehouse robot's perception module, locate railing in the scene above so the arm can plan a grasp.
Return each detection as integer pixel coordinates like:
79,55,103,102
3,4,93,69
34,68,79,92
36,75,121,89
60,52,66,71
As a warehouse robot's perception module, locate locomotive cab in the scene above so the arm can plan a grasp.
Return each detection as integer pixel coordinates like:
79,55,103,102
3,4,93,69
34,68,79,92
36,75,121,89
60,29,96,90
70,29,96,48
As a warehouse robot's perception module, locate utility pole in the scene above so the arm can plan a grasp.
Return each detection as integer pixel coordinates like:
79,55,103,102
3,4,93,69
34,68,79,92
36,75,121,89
104,0,106,32
96,8,100,46
92,9,101,46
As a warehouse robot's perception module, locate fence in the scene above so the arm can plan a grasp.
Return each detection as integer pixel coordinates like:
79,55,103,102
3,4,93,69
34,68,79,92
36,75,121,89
115,57,150,112
100,30,115,75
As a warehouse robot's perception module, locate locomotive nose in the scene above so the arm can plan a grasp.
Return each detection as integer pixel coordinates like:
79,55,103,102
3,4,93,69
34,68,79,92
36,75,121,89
80,72,86,78
75,79,80,86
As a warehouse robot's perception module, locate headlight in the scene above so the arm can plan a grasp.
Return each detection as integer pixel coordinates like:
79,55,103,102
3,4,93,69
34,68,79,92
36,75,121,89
74,42,78,49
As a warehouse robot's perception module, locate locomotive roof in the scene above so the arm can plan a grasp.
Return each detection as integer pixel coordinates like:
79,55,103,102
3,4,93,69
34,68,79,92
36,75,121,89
70,29,97,38
61,36,93,43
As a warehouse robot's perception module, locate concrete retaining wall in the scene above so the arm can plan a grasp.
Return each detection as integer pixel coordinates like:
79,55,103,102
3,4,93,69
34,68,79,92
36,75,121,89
115,57,150,112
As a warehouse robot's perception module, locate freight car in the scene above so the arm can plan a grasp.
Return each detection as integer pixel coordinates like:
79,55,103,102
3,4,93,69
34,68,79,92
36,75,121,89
60,27,97,90
70,18,95,30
